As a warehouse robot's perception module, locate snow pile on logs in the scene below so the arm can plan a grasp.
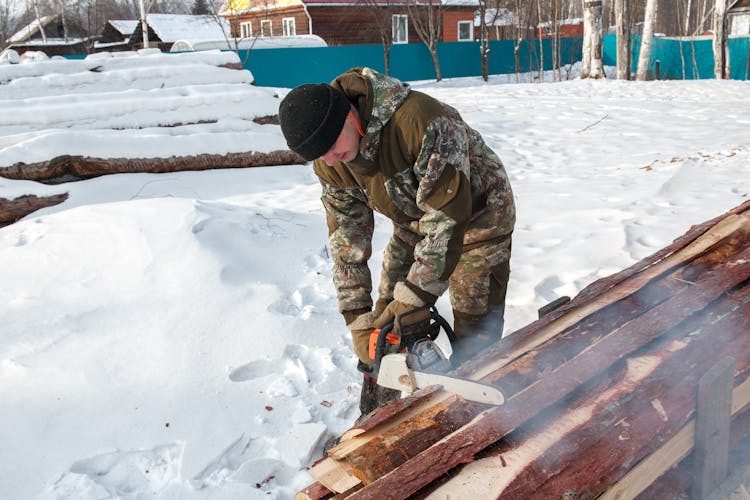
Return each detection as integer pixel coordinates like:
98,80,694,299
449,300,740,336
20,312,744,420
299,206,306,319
299,200,750,499
0,48,302,226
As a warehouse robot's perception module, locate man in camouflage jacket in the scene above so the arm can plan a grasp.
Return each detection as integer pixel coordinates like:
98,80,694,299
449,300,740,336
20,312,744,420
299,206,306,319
279,67,515,413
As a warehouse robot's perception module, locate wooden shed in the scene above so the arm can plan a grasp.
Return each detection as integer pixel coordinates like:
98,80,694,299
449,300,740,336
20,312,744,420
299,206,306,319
6,14,91,56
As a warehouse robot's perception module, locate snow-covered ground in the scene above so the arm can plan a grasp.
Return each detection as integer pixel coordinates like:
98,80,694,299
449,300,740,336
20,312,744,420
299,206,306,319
1,52,749,499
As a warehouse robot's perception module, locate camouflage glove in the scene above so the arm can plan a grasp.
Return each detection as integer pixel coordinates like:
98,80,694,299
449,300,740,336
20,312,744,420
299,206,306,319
346,310,379,365
373,283,432,336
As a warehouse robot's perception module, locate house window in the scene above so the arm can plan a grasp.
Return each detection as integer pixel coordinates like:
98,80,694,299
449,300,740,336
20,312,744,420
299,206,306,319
282,17,296,36
260,19,272,37
392,14,408,44
457,20,473,41
240,21,252,38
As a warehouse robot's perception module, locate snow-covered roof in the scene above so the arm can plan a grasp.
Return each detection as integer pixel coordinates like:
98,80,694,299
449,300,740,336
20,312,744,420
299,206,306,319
109,20,139,36
9,37,88,47
476,8,516,26
170,35,327,52
537,17,583,28
221,0,475,11
9,14,58,43
143,14,230,43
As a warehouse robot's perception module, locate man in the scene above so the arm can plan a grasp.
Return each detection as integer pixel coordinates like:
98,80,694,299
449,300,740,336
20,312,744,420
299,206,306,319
279,67,515,414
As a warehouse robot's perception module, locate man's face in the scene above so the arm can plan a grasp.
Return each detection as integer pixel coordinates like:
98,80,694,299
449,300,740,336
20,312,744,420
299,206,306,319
320,113,361,166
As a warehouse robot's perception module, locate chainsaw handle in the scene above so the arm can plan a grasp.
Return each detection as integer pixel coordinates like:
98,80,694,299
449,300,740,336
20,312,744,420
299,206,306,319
371,305,457,375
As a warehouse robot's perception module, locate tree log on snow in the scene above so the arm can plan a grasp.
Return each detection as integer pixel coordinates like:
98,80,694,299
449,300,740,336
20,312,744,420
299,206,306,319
0,193,69,227
301,199,750,499
0,151,306,184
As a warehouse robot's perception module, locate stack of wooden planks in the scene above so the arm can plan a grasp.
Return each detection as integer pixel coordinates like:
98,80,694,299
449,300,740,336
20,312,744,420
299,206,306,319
298,199,750,499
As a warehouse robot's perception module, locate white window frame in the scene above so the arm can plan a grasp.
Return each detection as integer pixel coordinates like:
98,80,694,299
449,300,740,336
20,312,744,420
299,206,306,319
282,17,296,36
260,19,273,37
240,21,252,38
457,20,473,41
392,14,408,44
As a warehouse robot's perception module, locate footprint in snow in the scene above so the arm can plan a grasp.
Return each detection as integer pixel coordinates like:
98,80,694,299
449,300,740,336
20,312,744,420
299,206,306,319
51,442,183,498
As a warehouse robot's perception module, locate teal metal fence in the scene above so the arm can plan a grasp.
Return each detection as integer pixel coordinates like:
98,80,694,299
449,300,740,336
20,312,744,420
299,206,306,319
603,33,750,80
61,32,750,85
239,37,583,87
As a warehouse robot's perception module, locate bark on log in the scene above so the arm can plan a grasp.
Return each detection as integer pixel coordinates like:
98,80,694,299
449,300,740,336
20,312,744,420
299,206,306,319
482,225,750,397
0,151,306,184
343,393,487,484
346,239,750,498
0,193,68,227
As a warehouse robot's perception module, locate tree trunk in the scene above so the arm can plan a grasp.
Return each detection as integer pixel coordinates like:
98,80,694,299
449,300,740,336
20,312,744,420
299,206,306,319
615,0,631,79
537,0,544,81
636,0,657,80
581,0,605,78
713,0,729,79
429,43,442,81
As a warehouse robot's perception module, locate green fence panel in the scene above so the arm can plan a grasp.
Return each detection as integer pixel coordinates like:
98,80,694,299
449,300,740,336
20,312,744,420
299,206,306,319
239,37,584,87
603,33,749,80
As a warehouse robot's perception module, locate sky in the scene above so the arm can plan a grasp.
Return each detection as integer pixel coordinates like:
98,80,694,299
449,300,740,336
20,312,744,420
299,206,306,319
0,49,749,499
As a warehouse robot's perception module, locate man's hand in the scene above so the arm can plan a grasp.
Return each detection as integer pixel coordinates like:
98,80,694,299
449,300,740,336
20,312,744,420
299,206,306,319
373,300,430,335
347,311,378,364
373,282,433,336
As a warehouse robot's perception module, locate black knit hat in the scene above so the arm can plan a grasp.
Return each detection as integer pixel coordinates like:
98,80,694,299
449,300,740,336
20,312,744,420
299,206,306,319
279,83,351,161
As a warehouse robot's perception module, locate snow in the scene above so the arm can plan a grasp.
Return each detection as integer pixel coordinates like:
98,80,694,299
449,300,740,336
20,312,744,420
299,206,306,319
1,53,749,499
144,14,231,43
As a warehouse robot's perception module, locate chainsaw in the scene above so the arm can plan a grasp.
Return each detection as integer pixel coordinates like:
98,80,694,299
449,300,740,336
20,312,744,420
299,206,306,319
358,306,505,405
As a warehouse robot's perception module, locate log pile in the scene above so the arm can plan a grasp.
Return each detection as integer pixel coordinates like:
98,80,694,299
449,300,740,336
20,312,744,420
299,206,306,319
0,50,303,223
298,199,750,499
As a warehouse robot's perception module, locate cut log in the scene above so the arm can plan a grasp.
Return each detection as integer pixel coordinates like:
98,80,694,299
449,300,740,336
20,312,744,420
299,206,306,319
343,393,487,484
357,282,750,499
463,211,750,383
297,201,750,499
0,193,68,227
0,151,306,184
481,225,750,397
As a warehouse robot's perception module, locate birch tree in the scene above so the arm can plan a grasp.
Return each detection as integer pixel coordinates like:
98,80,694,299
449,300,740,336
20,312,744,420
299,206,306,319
712,0,729,78
581,0,604,78
614,0,630,78
635,0,656,80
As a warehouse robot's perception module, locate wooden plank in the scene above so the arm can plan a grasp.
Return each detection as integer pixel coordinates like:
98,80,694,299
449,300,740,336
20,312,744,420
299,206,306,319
601,374,750,500
295,481,333,500
467,212,750,382
693,357,736,500
347,252,750,499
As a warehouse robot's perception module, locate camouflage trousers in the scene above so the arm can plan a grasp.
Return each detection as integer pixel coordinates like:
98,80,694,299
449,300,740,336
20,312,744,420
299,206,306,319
449,233,512,365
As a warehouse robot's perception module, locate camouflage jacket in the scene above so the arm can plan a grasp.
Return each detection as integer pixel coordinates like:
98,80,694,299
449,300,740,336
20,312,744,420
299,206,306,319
313,67,515,321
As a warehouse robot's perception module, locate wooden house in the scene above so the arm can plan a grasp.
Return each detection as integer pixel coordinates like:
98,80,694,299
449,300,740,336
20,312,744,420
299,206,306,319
219,0,480,47
93,20,138,52
6,14,91,56
537,17,584,39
